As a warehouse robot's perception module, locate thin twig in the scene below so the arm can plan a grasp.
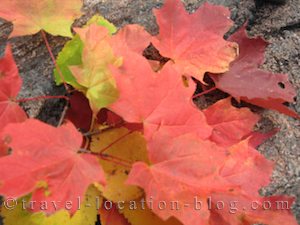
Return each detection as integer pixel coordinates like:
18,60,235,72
101,153,132,165
41,30,70,93
83,120,125,137
192,86,217,99
57,104,69,126
79,149,132,168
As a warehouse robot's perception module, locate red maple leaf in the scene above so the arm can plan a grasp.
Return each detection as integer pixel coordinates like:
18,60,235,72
127,134,276,225
109,52,212,141
211,26,299,119
0,119,106,214
0,45,27,156
127,134,230,225
151,0,238,81
204,98,260,147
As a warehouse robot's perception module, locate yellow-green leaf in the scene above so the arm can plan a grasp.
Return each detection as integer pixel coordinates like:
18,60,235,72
70,24,121,114
54,15,117,88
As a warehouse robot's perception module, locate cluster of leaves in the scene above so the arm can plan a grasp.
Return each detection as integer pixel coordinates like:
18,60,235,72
0,0,299,225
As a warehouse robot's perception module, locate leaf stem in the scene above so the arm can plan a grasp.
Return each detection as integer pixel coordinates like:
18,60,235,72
192,86,217,99
41,30,70,93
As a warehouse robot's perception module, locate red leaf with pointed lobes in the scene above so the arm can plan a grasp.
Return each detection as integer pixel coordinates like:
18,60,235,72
109,51,212,141
127,134,230,225
0,45,27,126
127,133,275,225
0,45,27,156
204,98,260,147
152,0,238,81
211,26,299,119
0,119,106,214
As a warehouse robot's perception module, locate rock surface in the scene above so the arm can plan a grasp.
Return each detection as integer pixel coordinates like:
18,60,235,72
0,0,299,223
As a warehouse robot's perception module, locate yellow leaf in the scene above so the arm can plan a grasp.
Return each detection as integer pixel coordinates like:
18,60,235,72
91,127,149,202
1,186,102,225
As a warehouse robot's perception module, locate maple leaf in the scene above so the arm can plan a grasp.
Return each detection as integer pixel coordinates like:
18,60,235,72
109,52,212,142
91,127,149,202
0,119,105,214
211,26,299,118
0,0,82,37
151,0,238,81
69,24,121,114
127,134,274,225
54,15,117,88
0,45,27,156
203,98,260,147
1,186,102,225
0,45,27,126
127,134,230,225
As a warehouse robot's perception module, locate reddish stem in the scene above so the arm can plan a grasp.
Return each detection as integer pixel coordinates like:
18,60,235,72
41,30,70,93
192,87,217,99
79,149,131,168
99,131,134,154
101,153,132,165
83,121,125,137
16,95,69,103
100,154,132,168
